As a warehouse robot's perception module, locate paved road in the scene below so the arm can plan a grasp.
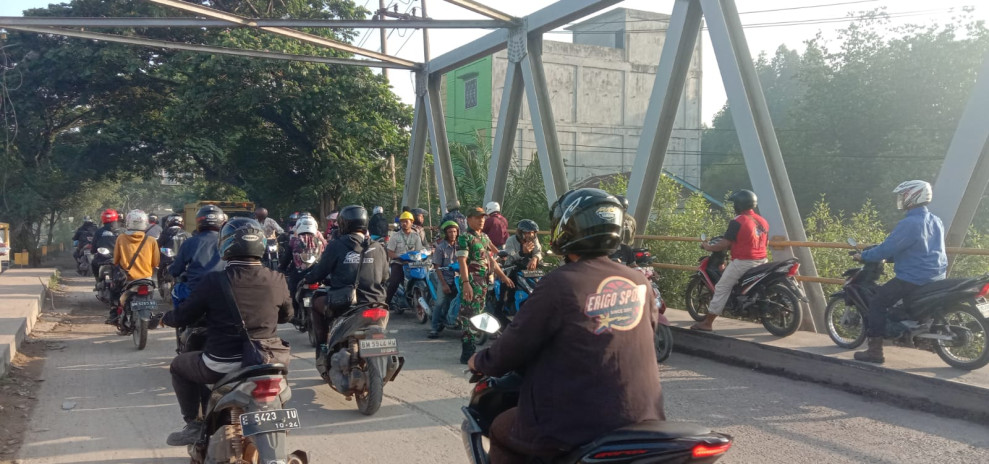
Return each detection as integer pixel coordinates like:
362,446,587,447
15,271,989,463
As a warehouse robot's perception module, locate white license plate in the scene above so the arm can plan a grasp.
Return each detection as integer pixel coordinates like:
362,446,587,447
130,299,157,309
239,408,301,437
303,297,311,308
408,262,428,268
978,301,989,319
359,338,399,357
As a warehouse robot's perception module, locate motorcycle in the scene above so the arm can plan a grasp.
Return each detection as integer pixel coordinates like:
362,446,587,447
94,247,116,307
188,363,308,464
262,240,281,271
462,314,732,464
116,279,158,350
290,251,321,347
390,249,433,324
825,238,989,370
159,247,177,302
477,252,545,346
74,238,94,276
316,304,405,416
684,235,806,336
626,248,674,364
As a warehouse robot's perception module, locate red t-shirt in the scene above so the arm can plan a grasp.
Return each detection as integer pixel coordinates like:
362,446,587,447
482,213,509,248
725,211,769,260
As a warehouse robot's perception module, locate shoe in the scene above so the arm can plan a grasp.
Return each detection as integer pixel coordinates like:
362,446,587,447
166,421,203,446
853,337,885,364
459,341,475,365
445,323,459,330
105,314,119,325
436,324,445,334
427,331,439,339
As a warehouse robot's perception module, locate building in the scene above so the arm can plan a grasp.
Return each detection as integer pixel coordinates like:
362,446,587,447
442,7,703,187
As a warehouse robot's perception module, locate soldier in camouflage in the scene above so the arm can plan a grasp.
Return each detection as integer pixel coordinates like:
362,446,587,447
457,207,514,364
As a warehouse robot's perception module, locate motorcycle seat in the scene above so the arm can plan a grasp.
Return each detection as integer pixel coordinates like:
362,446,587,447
740,258,797,280
125,279,156,290
558,421,715,462
906,278,975,301
213,363,288,390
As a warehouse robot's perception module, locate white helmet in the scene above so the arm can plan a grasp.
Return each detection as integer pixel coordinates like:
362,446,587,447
125,209,149,233
485,201,501,215
372,206,384,215
893,180,933,210
327,212,339,221
295,216,319,235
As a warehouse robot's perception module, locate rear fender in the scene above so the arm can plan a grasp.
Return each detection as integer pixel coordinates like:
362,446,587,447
460,407,489,464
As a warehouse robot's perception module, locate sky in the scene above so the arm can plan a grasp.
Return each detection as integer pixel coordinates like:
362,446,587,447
3,0,988,124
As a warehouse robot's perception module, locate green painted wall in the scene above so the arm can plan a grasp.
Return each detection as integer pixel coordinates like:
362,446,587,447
444,56,493,147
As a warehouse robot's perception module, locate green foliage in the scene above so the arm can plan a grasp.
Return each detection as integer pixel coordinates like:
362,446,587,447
803,197,888,294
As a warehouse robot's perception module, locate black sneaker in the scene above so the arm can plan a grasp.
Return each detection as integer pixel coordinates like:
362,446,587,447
166,421,203,446
104,314,119,325
427,331,439,339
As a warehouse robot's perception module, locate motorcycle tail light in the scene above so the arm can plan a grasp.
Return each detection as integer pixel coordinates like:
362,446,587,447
976,282,989,299
307,283,320,290
692,441,732,458
473,379,490,394
251,378,283,402
362,308,389,321
137,285,150,296
787,262,800,277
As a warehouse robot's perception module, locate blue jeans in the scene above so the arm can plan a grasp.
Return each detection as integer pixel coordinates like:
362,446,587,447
431,284,459,332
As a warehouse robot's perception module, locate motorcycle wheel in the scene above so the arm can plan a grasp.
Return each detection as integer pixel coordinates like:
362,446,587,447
933,305,989,370
685,275,712,322
412,284,429,324
760,283,802,337
132,317,148,350
159,281,172,302
294,305,308,332
654,324,673,363
356,362,384,416
307,309,319,348
825,297,865,349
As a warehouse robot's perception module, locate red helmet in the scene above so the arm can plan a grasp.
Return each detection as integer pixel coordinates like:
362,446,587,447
101,209,119,224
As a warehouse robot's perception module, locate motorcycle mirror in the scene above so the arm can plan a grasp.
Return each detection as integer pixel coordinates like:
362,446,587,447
700,233,707,241
97,247,111,255
161,247,175,258
846,238,858,248
470,313,502,334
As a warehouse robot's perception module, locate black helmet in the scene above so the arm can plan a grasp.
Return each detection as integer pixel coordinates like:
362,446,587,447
728,189,757,214
219,218,266,260
148,214,159,224
615,195,629,211
196,204,225,231
446,200,461,211
254,207,268,221
517,219,539,241
165,214,185,228
338,205,369,235
549,188,623,256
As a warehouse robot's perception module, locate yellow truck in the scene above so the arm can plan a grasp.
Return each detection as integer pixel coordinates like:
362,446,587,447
0,222,9,272
182,201,255,233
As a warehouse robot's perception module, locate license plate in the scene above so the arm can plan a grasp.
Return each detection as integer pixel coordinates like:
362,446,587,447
239,408,301,437
522,270,544,278
359,338,399,357
978,301,989,319
130,299,157,309
408,262,428,268
303,297,311,308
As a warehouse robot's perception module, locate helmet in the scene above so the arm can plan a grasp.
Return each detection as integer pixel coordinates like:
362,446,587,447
728,189,757,214
549,188,623,256
196,204,225,231
82,215,93,224
615,195,629,211
148,214,159,224
165,214,184,228
125,210,149,232
219,218,266,260
485,201,501,215
295,216,319,235
446,200,461,211
399,211,415,222
101,209,119,225
893,180,933,210
441,220,460,231
517,219,539,241
373,206,384,215
254,207,268,221
300,212,313,218
326,212,338,221
412,208,427,217
338,205,369,235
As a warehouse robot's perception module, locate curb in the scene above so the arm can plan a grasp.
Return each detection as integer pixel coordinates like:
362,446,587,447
671,326,989,425
0,270,54,378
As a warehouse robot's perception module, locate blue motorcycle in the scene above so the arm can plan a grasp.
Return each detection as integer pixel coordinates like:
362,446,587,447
478,253,545,345
391,250,434,323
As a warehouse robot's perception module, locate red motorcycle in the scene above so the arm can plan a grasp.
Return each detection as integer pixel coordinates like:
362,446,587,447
685,235,805,336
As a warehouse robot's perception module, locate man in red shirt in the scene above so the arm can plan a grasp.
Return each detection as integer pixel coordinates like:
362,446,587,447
482,201,509,249
691,189,769,331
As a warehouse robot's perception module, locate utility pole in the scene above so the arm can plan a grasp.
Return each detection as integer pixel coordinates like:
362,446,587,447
378,0,389,80
422,0,430,61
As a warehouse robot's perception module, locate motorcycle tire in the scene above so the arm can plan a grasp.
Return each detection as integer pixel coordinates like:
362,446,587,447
685,275,712,322
307,310,319,348
133,317,148,350
933,305,989,370
825,296,865,349
356,362,384,416
159,281,172,302
412,284,429,324
654,324,673,363
294,305,308,333
760,283,802,337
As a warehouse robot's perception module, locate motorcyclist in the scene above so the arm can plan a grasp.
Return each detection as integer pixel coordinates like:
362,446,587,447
610,195,638,265
690,189,769,332
162,218,292,446
368,206,390,241
482,201,509,249
146,214,162,239
303,205,389,364
254,207,284,240
441,200,468,235
385,211,427,310
71,216,99,263
411,208,428,244
91,209,121,281
469,188,665,463
852,180,947,364
427,220,461,339
503,219,543,271
107,210,161,325
280,214,327,317
158,215,189,253
169,205,225,303
324,211,340,240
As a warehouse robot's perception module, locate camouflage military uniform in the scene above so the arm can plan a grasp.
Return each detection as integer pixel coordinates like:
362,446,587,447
457,228,491,345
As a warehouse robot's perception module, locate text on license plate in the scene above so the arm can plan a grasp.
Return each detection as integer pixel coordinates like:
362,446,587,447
978,301,989,319
239,408,301,437
359,338,399,356
130,299,157,308
408,262,428,268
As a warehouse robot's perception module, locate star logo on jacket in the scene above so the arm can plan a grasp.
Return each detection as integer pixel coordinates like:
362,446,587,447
583,276,646,334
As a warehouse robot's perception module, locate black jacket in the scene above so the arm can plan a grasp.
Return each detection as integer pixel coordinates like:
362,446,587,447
72,223,99,244
163,263,292,364
368,213,390,238
92,224,120,256
304,233,389,305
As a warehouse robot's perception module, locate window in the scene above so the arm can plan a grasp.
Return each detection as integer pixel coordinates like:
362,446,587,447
464,78,478,109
